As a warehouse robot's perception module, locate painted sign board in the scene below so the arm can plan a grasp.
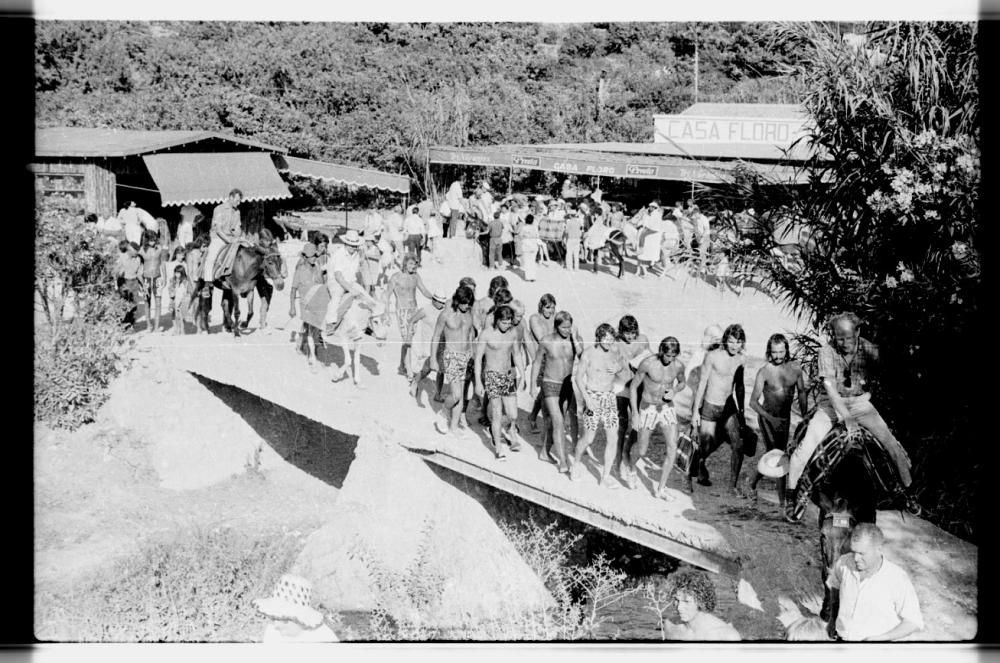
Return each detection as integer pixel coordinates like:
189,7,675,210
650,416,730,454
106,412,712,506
653,115,810,146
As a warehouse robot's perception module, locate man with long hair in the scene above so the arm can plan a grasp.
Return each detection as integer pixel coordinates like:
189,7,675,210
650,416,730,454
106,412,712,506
430,285,477,436
689,323,749,495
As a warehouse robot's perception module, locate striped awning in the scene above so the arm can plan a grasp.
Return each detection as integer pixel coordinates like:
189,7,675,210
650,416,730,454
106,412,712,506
142,152,292,206
276,156,409,194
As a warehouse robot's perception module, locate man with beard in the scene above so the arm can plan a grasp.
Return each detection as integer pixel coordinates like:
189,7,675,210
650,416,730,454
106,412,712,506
627,337,686,500
531,311,581,473
431,285,477,436
571,324,632,487
744,334,808,507
475,305,526,459
689,323,749,495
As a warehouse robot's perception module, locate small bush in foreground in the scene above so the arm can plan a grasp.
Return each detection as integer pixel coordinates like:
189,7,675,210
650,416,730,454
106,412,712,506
35,526,302,641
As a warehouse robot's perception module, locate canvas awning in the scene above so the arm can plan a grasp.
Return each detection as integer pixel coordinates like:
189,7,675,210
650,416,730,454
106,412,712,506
275,156,410,194
428,144,812,185
142,152,292,206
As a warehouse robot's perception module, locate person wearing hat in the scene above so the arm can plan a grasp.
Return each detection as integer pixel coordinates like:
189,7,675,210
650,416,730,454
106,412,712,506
322,229,366,331
287,242,324,343
744,333,808,506
408,289,450,403
359,227,384,295
254,573,339,643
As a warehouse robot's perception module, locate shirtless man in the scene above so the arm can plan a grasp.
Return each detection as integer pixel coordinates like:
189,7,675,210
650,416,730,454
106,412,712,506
628,337,686,499
139,230,168,332
745,334,808,507
530,311,581,473
476,287,513,427
571,324,632,486
615,315,652,478
474,305,526,459
689,323,749,495
430,285,477,436
527,294,557,431
384,254,433,378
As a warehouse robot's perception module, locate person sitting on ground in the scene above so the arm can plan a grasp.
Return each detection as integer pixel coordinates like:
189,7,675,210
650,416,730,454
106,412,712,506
826,522,923,641
657,569,741,641
139,229,169,333
786,313,914,513
531,311,582,473
254,573,339,643
689,323,749,495
431,284,477,436
628,337,686,499
745,334,808,507
475,305,526,460
571,323,632,487
384,254,434,379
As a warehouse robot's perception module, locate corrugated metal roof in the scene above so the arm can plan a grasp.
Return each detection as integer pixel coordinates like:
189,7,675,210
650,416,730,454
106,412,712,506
276,156,409,194
35,127,287,158
675,103,808,119
142,152,292,206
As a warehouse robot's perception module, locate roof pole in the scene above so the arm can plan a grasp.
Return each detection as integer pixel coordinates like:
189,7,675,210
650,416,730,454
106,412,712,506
507,166,513,196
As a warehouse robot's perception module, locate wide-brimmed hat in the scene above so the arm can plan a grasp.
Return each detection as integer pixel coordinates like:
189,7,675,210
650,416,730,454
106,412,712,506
339,230,362,247
757,449,790,478
648,202,660,209
301,244,317,258
432,290,449,305
253,574,324,628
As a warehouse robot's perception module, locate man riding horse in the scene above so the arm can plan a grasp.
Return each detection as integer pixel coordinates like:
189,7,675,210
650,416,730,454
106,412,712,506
786,312,914,520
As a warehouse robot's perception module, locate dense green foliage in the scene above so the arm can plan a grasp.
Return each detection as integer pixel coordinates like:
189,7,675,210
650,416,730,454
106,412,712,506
718,22,980,540
34,206,134,429
35,21,804,196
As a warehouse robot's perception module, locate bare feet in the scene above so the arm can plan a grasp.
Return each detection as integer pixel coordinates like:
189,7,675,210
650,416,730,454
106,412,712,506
434,420,451,436
409,380,419,398
654,488,676,502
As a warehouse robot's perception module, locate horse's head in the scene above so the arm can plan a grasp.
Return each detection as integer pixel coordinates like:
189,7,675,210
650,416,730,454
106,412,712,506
363,301,389,346
260,248,286,290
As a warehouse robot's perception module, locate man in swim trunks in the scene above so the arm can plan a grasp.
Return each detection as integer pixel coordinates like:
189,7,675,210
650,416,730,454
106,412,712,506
628,336,686,499
689,323,749,495
430,284,476,436
384,254,433,378
615,314,652,479
745,333,808,507
530,310,581,473
474,305,525,459
571,323,632,487
527,293,557,431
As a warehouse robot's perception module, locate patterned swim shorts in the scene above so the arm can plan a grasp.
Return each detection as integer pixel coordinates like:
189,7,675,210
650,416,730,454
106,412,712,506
397,306,418,342
583,390,618,431
638,402,677,431
444,350,473,385
484,369,516,398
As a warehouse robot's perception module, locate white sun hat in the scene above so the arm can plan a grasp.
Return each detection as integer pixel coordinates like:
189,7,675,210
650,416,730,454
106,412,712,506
253,574,325,628
757,449,790,479
339,229,362,247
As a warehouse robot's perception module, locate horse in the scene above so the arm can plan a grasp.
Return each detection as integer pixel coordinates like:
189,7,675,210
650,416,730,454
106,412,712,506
299,290,389,386
583,224,629,279
238,231,282,331
789,419,920,627
211,241,286,338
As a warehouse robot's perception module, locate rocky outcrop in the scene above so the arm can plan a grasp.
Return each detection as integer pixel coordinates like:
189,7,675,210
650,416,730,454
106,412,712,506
292,426,553,628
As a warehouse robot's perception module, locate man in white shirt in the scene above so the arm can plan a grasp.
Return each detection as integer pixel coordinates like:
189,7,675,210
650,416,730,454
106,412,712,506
826,523,923,641
177,205,199,248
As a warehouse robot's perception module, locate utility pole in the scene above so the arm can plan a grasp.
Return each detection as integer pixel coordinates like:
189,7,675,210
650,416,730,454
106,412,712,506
693,26,699,103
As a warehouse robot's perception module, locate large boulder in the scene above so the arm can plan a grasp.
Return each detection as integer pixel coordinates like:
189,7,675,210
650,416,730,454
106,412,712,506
293,428,552,628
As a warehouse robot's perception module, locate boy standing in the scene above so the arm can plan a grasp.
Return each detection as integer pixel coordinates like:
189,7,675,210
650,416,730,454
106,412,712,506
474,305,526,459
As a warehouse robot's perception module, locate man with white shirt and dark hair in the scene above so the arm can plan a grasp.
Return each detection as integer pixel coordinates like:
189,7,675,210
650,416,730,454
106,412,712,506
826,522,923,641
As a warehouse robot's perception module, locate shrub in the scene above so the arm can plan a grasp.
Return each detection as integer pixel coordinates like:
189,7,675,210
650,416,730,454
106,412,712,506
35,526,303,641
34,205,133,429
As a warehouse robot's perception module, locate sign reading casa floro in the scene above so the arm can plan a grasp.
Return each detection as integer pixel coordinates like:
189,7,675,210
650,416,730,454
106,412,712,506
653,115,810,146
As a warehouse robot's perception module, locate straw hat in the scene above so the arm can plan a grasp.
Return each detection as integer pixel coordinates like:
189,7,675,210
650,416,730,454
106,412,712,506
253,574,324,628
339,229,362,247
757,449,790,479
301,244,317,258
432,290,449,305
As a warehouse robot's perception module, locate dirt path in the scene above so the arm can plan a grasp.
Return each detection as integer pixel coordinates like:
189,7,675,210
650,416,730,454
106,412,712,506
36,236,977,640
